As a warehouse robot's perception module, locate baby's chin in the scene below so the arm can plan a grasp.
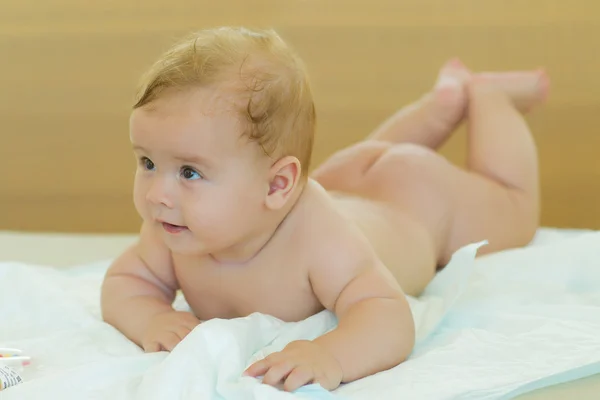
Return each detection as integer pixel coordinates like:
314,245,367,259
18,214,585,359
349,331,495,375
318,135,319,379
160,228,201,253
163,237,205,257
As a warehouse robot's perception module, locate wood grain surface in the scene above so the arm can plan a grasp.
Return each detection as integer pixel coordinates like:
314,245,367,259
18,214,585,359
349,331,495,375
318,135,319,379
1,0,598,232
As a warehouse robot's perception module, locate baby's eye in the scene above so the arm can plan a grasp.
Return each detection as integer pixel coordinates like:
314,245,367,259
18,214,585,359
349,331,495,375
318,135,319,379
140,157,155,171
180,166,202,180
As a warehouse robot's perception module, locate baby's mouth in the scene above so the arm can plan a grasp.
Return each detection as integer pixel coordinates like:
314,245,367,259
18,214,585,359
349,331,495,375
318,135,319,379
161,222,188,234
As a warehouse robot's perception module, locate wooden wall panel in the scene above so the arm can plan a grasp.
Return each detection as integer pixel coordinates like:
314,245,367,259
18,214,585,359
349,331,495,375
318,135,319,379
1,0,599,232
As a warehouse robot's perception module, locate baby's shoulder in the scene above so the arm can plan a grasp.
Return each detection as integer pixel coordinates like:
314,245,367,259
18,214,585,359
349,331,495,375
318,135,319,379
291,182,375,266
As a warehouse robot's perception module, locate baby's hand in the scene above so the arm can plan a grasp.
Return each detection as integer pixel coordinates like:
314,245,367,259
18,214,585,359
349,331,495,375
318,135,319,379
141,311,200,352
244,340,343,392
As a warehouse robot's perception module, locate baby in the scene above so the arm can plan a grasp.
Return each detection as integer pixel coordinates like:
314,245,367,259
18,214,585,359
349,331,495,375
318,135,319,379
101,27,548,391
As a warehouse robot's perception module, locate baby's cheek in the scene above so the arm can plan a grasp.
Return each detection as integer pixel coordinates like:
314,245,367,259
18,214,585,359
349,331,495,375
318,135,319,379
133,198,148,220
189,202,233,235
132,186,149,218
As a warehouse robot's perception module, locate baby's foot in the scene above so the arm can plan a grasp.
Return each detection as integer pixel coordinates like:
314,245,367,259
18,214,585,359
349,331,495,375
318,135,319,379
365,58,470,149
423,58,470,135
413,59,550,147
474,70,549,113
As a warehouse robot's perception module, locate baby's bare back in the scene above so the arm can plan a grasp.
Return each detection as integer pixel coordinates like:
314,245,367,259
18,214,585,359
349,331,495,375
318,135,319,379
331,194,439,297
314,139,538,297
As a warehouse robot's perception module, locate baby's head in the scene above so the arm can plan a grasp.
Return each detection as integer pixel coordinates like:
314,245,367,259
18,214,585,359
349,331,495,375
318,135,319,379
129,27,315,257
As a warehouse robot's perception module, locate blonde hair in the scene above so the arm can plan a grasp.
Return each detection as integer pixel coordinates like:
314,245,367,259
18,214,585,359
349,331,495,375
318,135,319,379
133,27,316,176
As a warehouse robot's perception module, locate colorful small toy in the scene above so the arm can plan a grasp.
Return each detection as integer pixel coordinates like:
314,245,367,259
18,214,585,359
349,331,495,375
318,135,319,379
0,348,30,391
0,348,31,367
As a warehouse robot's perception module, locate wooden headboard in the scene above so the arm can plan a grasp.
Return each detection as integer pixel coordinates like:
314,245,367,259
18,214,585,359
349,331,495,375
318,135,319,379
1,0,599,233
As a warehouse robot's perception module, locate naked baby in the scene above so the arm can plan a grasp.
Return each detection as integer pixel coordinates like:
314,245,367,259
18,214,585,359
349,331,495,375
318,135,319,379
101,27,548,391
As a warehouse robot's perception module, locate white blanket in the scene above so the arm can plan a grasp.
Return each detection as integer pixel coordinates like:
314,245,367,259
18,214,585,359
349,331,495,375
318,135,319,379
1,232,600,399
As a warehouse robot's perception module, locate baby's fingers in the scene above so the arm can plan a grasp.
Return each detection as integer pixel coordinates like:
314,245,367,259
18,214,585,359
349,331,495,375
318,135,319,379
184,318,200,331
262,360,295,387
283,365,314,392
244,358,271,378
245,351,284,378
173,325,193,341
179,313,201,331
159,331,183,352
143,341,161,353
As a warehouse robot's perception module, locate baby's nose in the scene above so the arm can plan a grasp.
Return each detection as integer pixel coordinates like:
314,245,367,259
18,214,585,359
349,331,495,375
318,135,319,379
146,176,175,209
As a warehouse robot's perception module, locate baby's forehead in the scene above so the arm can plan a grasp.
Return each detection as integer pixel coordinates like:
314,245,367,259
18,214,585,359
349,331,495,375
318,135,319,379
132,87,251,142
146,85,244,117
131,86,259,152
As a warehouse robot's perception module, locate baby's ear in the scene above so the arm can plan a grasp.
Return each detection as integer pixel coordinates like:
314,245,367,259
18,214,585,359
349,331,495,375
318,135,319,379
265,156,302,210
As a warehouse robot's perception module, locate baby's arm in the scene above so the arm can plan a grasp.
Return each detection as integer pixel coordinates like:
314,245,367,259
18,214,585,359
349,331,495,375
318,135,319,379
244,233,414,391
310,250,415,382
101,222,199,351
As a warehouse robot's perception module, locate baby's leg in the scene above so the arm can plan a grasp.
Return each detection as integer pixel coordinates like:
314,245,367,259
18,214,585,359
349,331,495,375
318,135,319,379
367,59,468,149
314,76,542,278
477,70,550,113
369,60,548,150
440,77,540,262
466,78,539,199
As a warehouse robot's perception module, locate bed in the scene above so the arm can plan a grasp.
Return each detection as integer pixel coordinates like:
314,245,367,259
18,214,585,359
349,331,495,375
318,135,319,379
2,227,599,399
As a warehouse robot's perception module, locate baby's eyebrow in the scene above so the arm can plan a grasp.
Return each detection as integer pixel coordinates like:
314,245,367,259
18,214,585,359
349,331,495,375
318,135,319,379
174,154,213,169
131,144,213,168
132,144,148,152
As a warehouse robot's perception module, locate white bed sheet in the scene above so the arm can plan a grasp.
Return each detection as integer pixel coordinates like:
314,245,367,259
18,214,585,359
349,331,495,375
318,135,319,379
0,228,599,399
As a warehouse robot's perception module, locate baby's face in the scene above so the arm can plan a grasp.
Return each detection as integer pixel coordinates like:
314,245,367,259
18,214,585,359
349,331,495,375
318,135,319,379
130,87,271,255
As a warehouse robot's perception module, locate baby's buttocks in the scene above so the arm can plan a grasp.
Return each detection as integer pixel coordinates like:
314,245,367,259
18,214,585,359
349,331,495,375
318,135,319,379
173,255,323,322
